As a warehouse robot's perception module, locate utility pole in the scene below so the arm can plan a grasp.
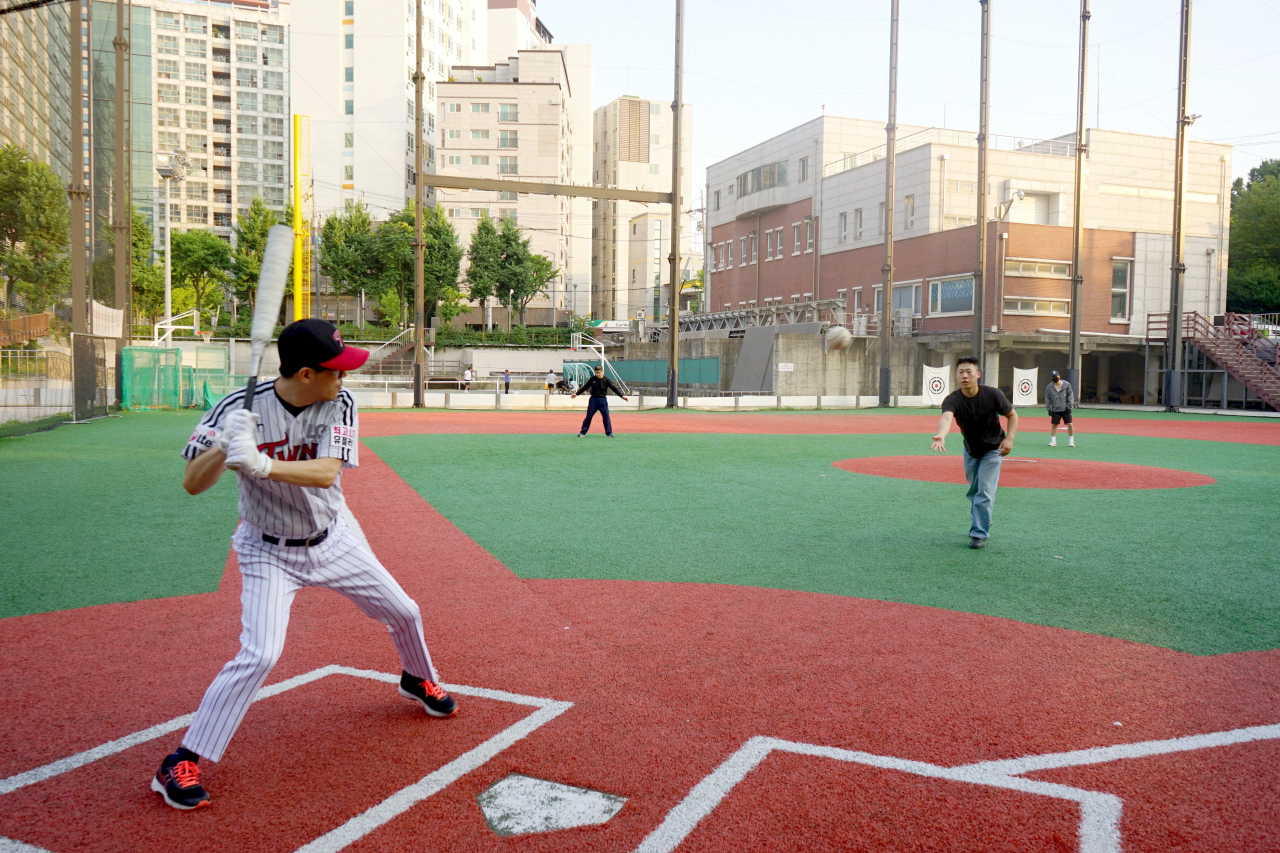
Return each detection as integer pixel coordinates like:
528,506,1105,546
1167,0,1194,412
113,0,131,376
1067,0,1090,394
413,0,426,406
879,0,899,406
69,0,89,335
972,0,992,374
666,0,684,408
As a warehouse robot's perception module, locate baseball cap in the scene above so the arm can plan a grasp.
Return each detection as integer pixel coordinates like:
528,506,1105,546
278,319,369,374
1050,369,1061,378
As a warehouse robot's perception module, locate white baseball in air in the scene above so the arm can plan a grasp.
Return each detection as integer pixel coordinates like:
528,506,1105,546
252,224,294,349
825,325,853,351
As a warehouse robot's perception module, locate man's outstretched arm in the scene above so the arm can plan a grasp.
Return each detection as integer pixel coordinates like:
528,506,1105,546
931,411,956,453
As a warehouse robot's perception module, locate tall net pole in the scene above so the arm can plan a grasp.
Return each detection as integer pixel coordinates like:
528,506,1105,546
113,0,131,357
972,0,992,373
1166,0,1193,412
1067,0,1090,394
69,0,89,335
878,0,899,407
666,0,685,408
413,0,425,407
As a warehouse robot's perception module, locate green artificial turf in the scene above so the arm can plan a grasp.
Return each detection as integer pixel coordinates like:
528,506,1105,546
368,431,1280,656
0,411,239,617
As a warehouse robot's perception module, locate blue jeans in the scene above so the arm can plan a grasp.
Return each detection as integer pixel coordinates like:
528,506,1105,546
962,449,1003,539
580,397,612,435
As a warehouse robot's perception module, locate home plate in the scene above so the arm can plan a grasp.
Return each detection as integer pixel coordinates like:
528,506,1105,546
477,774,627,836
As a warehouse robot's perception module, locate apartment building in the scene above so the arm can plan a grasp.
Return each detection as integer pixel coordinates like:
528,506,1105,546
705,116,1232,398
292,0,482,220
485,0,549,64
591,95,696,321
144,0,291,243
437,45,592,324
0,3,72,182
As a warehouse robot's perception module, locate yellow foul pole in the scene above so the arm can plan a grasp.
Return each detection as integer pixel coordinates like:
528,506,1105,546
292,113,305,321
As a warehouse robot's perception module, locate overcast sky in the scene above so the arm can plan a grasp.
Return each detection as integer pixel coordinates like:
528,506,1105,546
546,0,1280,205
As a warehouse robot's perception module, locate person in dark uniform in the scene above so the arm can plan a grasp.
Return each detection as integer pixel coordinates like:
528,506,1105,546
930,356,1019,549
571,365,628,437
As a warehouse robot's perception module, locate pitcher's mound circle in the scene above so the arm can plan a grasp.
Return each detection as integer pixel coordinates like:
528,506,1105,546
833,456,1215,489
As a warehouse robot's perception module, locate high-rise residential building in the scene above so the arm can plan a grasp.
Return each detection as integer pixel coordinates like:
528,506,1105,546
484,0,549,65
437,45,592,324
591,95,695,321
140,0,291,243
0,3,73,181
292,0,484,220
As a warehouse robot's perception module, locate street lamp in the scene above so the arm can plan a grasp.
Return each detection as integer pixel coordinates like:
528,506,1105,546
156,149,190,346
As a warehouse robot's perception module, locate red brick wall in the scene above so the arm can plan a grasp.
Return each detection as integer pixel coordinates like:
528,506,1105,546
712,219,1136,336
707,199,816,309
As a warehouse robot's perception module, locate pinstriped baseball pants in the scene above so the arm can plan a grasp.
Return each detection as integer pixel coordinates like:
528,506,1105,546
182,518,440,762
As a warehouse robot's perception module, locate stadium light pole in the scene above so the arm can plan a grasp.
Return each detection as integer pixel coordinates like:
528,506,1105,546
879,0,899,407
666,0,685,409
1067,0,1090,396
412,0,426,407
1166,0,1194,412
156,149,188,347
113,0,131,356
972,0,992,375
68,0,89,336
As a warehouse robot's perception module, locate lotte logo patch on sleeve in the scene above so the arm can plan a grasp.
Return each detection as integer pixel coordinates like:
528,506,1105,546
189,426,221,450
330,424,356,450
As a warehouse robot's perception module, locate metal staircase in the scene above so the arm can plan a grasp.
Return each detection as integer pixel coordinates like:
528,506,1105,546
1149,312,1280,410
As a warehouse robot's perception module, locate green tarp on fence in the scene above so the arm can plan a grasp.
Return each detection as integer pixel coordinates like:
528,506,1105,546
564,357,720,386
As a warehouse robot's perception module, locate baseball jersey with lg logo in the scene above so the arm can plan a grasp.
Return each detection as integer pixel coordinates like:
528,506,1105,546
183,380,358,538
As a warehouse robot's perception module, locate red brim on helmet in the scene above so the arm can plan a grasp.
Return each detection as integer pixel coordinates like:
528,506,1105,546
319,346,369,371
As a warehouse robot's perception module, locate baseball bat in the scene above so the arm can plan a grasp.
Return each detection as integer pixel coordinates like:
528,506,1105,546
242,224,293,412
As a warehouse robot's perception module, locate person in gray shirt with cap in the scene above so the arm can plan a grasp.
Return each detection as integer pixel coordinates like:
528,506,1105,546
1045,369,1076,447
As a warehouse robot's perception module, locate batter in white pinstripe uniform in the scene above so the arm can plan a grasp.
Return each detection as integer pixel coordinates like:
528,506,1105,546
151,319,457,811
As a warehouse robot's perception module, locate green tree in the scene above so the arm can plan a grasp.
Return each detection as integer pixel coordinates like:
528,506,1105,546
231,196,289,320
372,217,415,327
0,144,69,316
171,229,232,333
465,214,502,313
423,204,465,324
1227,160,1280,314
319,202,377,301
130,207,165,324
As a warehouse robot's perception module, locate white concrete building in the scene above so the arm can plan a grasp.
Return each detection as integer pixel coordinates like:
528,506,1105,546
484,0,550,65
591,95,695,321
437,45,592,325
291,0,484,219
144,0,291,242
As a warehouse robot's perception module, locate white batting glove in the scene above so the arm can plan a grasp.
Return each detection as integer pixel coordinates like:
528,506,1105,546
220,409,260,450
224,432,273,479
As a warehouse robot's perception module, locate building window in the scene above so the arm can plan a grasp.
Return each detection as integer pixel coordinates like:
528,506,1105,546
1004,258,1072,278
237,162,258,181
262,163,284,183
1005,297,1070,316
157,35,179,55
498,191,517,201
343,165,353,181
736,161,788,197
343,132,354,149
499,103,518,122
157,11,179,31
237,115,258,134
499,130,518,148
186,63,207,82
928,276,975,315
345,67,354,82
1111,259,1132,320
750,233,758,264
790,224,799,254
157,59,179,79
727,241,733,268
263,71,284,90
186,134,208,154
471,155,489,165
499,156,517,174
262,47,283,67
239,138,258,157
838,212,847,243
447,103,461,112
344,100,354,115
158,131,180,150
713,190,720,211
187,205,208,224
739,237,746,265
650,103,660,115
447,155,462,165
263,117,284,136
186,182,208,200
854,208,863,240
234,20,258,40
470,102,489,113
799,156,808,182
471,129,489,139
263,140,284,160
263,94,284,114
235,44,256,63
806,219,814,252
904,194,915,229
157,83,179,104
263,25,284,44
446,129,461,140
344,34,354,49
501,209,517,224
235,68,257,87
236,91,257,111
893,283,922,316
765,230,774,260
186,110,207,130
185,38,206,59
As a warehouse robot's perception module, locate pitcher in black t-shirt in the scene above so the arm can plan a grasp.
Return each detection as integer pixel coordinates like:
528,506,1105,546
931,356,1019,549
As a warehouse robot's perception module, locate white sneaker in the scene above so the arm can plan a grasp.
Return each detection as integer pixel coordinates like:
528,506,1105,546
1049,438,1057,447
1068,437,1075,447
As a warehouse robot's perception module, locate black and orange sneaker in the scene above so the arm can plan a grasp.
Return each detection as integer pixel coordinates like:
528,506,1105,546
398,671,458,717
151,752,210,810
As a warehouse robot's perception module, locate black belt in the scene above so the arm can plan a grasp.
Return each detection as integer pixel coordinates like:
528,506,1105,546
262,528,329,547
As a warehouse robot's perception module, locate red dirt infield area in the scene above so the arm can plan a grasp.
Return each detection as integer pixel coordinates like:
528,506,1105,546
360,408,1280,444
833,455,1217,489
1,448,1277,852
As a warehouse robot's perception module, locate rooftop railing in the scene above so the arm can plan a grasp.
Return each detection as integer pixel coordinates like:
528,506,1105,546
824,130,1077,178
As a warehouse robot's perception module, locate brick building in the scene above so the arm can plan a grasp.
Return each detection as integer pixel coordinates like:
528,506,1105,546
703,117,1232,400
